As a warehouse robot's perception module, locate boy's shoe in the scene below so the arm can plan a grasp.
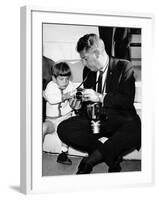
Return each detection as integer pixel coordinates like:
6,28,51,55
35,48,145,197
57,152,72,165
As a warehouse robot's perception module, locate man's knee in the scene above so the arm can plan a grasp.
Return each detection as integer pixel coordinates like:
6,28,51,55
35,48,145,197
57,120,67,141
57,116,77,137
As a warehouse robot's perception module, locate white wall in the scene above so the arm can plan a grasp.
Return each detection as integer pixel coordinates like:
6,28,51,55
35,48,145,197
43,24,99,61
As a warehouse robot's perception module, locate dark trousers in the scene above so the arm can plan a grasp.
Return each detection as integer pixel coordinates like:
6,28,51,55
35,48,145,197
57,114,141,168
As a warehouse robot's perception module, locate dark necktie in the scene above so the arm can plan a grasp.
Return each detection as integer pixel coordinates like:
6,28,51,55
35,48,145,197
97,71,103,93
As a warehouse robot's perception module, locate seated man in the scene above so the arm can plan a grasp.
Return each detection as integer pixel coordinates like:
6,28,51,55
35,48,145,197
57,33,141,174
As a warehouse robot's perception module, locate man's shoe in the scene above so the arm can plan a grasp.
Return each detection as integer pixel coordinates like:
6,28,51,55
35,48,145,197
108,163,121,173
76,157,93,174
57,152,72,165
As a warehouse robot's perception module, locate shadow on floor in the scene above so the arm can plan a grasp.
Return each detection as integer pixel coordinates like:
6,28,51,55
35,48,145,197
9,185,21,193
42,152,141,176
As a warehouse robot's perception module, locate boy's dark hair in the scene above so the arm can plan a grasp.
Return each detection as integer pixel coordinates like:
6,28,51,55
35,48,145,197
52,62,71,78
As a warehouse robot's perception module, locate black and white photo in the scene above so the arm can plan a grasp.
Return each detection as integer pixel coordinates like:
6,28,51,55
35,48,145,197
42,24,142,176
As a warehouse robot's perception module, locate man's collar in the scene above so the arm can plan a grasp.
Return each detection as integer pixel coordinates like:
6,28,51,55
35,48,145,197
100,56,109,73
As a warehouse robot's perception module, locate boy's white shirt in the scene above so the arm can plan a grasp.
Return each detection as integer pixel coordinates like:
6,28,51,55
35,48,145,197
44,80,80,117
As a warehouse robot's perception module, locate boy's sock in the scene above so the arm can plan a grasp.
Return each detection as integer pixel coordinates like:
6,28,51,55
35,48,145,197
61,146,68,153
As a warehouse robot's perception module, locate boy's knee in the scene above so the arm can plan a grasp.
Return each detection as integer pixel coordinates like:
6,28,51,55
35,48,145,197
43,121,55,135
43,122,48,135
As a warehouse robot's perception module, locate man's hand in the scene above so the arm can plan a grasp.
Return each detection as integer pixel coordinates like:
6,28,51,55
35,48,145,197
82,89,102,102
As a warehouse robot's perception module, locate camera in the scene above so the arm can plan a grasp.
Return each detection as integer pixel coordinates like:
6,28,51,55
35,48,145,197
75,88,84,100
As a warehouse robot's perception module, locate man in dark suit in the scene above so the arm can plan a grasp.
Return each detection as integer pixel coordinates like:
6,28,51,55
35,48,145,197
57,33,141,174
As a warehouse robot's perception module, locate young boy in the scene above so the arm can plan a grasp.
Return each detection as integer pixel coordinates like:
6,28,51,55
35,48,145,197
43,62,78,165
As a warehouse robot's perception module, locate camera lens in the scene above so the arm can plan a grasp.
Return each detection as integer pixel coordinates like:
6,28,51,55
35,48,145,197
76,91,83,100
76,88,83,100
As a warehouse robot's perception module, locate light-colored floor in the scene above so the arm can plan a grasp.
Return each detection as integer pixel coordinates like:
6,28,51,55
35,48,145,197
42,152,141,176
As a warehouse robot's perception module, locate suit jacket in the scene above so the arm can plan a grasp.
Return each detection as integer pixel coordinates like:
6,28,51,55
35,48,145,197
82,57,137,118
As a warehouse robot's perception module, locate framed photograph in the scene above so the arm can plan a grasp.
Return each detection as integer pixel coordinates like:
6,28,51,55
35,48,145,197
20,6,154,194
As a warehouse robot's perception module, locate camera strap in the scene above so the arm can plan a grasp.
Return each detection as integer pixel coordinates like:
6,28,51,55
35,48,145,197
76,71,91,89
